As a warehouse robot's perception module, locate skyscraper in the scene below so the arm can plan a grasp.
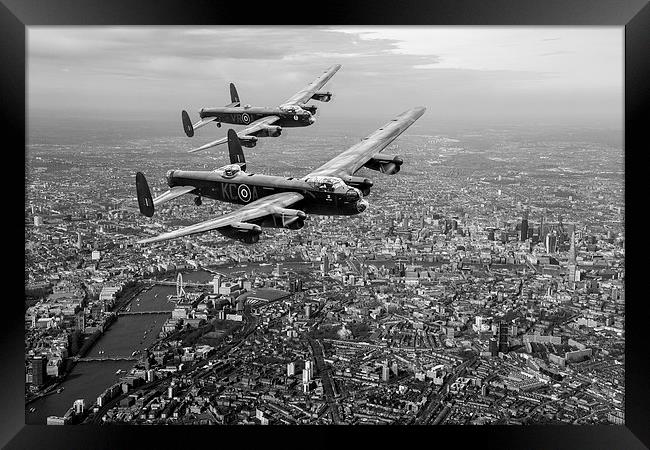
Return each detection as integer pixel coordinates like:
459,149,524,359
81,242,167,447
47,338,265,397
545,233,557,254
382,361,390,382
304,360,313,382
520,210,529,241
32,356,47,386
567,232,578,288
497,322,509,353
489,337,499,356
320,255,329,276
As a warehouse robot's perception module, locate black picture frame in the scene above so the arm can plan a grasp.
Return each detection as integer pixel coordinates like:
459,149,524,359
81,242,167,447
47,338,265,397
4,0,648,448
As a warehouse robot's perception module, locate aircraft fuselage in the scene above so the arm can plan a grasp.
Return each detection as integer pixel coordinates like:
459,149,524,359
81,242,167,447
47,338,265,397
199,106,313,128
165,169,367,216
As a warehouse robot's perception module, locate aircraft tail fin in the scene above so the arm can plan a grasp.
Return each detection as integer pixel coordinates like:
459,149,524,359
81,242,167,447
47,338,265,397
229,83,240,106
181,110,194,137
135,172,155,217
227,129,246,171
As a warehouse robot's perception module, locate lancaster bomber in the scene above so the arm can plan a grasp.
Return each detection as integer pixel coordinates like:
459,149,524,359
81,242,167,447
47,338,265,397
181,64,341,153
136,106,426,245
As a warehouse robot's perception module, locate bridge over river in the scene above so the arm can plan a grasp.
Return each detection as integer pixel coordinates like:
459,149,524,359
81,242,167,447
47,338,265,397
74,356,139,362
117,310,171,316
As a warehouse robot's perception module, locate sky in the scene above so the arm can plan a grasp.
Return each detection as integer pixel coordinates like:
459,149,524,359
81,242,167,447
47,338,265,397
28,26,623,132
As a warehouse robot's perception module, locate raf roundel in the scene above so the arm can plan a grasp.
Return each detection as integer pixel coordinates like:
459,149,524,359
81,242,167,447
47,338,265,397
238,184,252,203
241,113,251,124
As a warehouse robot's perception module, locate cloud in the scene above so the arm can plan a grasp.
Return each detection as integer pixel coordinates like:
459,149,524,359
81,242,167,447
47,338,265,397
27,26,622,128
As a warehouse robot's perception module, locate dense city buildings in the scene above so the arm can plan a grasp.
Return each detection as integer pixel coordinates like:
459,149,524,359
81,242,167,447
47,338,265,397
25,119,624,425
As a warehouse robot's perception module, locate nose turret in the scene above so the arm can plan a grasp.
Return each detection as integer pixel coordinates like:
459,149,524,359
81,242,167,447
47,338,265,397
356,198,369,213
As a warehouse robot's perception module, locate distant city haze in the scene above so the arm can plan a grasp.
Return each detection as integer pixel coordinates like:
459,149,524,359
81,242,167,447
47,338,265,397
28,26,623,135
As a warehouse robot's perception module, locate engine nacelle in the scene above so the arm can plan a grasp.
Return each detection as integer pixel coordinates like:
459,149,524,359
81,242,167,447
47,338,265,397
340,175,374,196
363,155,403,175
239,135,258,148
217,224,262,243
302,105,318,115
380,162,400,175
252,125,282,138
311,91,332,102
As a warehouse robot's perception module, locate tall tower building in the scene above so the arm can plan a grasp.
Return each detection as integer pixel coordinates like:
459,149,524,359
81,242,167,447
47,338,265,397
209,275,222,294
287,362,295,377
304,360,313,382
382,361,390,382
568,232,577,288
497,322,509,353
489,337,499,356
320,255,329,276
76,232,83,250
520,210,529,242
32,357,47,386
545,233,557,254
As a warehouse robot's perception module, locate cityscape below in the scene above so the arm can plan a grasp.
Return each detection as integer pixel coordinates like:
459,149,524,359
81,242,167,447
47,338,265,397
25,117,624,425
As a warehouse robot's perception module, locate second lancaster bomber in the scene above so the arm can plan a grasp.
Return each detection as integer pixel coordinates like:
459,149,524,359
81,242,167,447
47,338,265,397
182,64,341,153
136,107,426,245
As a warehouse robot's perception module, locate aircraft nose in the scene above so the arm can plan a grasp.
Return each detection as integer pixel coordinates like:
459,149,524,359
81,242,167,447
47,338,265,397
308,114,315,124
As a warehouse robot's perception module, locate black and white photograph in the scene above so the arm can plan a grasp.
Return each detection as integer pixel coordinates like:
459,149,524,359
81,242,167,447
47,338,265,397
0,0,643,443
22,25,629,428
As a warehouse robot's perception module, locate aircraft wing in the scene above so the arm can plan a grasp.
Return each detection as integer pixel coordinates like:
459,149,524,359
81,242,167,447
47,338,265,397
137,192,304,244
305,107,426,178
188,115,280,154
280,64,342,107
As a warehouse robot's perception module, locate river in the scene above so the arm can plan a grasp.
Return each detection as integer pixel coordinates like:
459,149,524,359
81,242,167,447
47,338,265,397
25,264,311,424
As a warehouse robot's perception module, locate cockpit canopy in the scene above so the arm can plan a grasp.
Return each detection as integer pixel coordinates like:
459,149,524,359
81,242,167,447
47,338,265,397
280,104,301,113
219,164,242,178
280,104,311,115
303,176,348,192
